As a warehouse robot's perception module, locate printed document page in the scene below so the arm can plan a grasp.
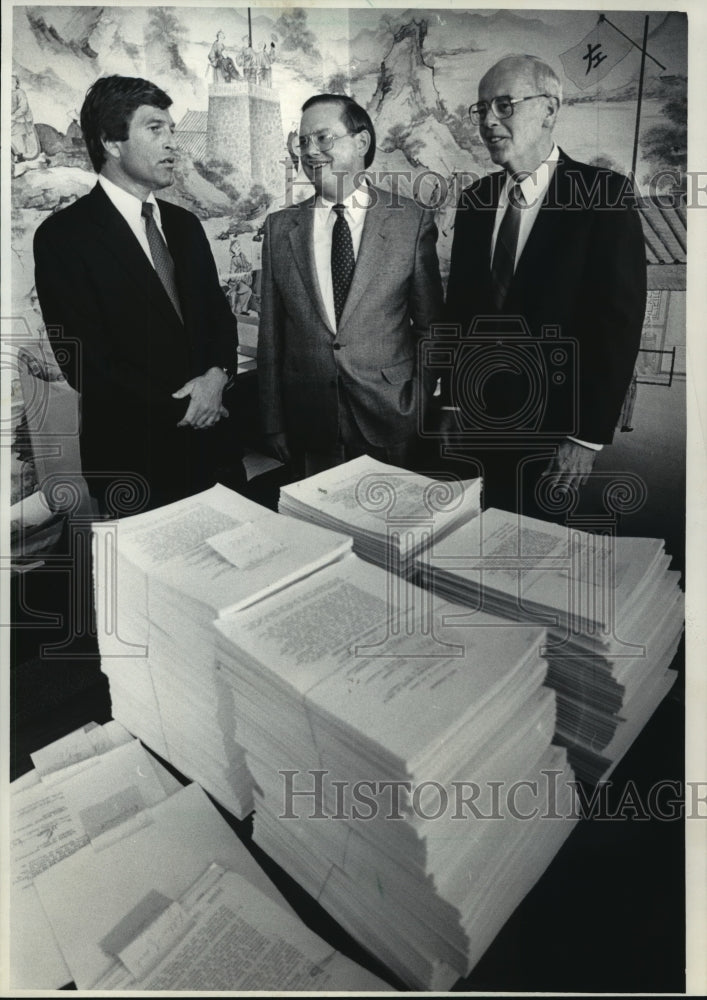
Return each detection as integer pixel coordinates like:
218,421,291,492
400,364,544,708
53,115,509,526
10,738,177,989
92,863,391,991
33,783,289,989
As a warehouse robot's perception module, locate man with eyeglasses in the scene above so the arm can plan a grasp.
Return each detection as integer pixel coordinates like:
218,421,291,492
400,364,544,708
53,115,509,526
258,93,443,477
443,55,646,516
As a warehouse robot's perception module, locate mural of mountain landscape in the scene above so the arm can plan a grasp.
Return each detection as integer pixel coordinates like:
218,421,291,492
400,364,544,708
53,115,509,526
11,6,687,298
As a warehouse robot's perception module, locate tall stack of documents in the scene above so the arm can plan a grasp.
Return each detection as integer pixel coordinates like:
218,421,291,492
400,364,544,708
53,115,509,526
93,485,352,817
214,553,577,989
12,725,389,991
279,455,482,577
417,508,684,782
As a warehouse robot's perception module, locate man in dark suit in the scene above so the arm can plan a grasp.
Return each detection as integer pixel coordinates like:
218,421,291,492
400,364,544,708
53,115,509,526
34,75,241,515
258,94,443,477
443,55,646,515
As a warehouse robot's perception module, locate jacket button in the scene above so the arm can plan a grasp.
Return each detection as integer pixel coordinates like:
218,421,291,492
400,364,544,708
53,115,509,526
333,343,341,351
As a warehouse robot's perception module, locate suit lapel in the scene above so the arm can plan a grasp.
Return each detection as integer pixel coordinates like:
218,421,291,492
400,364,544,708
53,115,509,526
481,171,504,247
455,171,502,311
511,151,571,294
86,185,183,329
337,189,388,331
477,172,504,299
289,197,334,333
159,203,191,324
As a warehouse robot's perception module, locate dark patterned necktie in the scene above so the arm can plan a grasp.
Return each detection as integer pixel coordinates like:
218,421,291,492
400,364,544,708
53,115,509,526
490,181,525,310
331,203,356,327
141,202,183,322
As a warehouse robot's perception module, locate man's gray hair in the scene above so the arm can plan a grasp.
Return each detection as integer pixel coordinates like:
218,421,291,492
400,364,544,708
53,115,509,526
483,54,563,107
526,55,563,106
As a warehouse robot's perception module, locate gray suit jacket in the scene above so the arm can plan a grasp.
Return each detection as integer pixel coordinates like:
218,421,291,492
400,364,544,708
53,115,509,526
257,186,443,452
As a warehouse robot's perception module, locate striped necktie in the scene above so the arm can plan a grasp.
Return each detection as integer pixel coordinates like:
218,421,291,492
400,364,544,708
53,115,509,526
141,202,183,322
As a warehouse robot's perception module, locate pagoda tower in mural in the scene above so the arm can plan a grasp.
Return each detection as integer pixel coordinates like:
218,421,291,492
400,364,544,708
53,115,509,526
202,10,284,193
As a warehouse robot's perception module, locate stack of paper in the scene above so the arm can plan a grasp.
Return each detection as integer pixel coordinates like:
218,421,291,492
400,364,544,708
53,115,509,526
30,780,390,991
93,484,352,817
417,508,684,782
213,552,577,989
10,722,181,989
278,455,482,577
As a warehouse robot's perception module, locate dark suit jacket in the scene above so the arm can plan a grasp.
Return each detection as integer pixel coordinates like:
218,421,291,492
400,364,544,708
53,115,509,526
34,183,238,511
444,150,647,445
257,187,443,453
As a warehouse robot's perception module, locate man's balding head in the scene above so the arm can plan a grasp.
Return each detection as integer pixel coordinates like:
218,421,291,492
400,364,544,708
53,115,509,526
476,55,561,175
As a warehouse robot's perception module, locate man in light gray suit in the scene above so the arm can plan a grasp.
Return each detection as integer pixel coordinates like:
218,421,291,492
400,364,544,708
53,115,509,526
258,94,443,476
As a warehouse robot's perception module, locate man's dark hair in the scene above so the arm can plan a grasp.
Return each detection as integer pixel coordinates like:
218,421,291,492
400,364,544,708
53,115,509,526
80,75,172,173
301,93,376,169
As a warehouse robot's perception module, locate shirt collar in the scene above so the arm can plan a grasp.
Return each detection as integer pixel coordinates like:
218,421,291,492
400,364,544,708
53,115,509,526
316,182,372,223
98,174,160,224
502,143,560,208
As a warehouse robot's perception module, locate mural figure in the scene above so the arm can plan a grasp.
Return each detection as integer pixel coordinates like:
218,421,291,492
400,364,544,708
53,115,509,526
11,74,40,162
258,41,276,87
241,38,258,83
228,237,256,316
207,30,241,83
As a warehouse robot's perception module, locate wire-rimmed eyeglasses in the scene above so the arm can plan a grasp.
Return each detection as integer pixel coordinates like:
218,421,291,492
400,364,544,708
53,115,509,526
469,94,552,125
292,129,358,156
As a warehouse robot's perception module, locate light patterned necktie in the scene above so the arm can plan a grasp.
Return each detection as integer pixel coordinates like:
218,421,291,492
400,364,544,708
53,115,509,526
490,181,526,310
141,201,183,322
331,203,356,328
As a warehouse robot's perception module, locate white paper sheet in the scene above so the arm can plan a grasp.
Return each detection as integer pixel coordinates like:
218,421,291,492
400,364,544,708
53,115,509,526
33,783,287,989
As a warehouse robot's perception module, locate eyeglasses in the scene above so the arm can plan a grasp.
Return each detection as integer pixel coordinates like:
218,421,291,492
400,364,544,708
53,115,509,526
292,129,357,156
469,94,552,125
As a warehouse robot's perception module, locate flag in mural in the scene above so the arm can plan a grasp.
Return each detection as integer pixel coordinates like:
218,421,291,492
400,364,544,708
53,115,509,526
560,21,633,89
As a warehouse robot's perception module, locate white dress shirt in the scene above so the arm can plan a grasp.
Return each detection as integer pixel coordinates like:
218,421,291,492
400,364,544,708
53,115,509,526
98,174,166,269
312,185,371,332
490,144,601,451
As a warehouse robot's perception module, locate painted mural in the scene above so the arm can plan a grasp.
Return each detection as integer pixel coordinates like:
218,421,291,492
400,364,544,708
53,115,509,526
10,6,687,292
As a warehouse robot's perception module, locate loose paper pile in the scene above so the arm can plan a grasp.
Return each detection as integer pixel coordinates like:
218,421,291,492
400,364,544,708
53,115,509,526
417,508,683,782
214,553,577,989
10,721,178,989
279,455,482,577
11,723,390,991
93,484,352,817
